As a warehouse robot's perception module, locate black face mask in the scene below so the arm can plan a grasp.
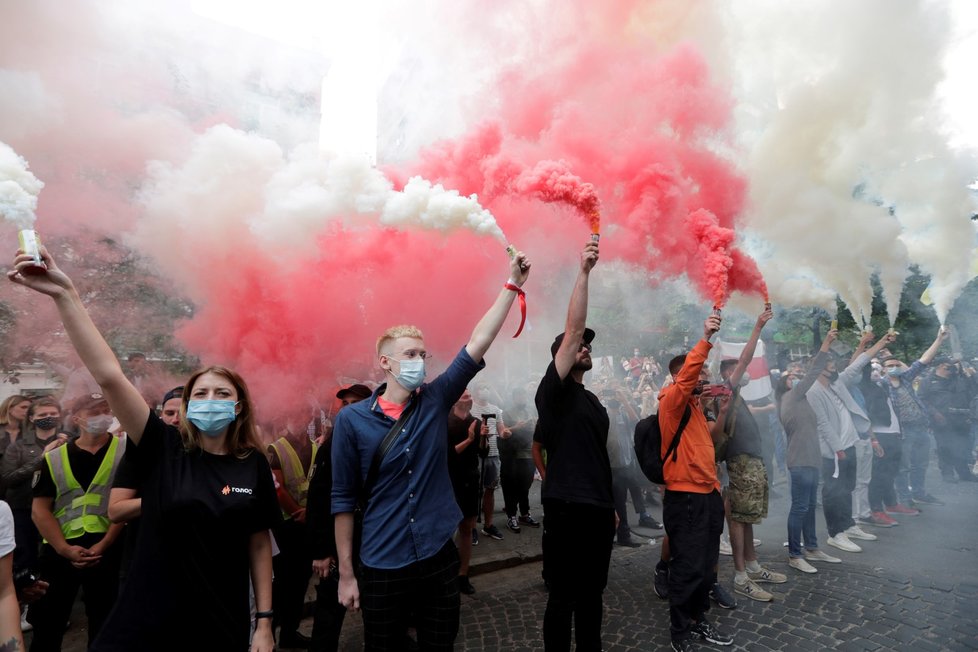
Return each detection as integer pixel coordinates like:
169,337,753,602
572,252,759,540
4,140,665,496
33,416,59,431
826,371,840,383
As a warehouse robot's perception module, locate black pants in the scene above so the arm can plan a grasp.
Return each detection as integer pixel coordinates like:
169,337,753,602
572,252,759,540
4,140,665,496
11,506,39,574
28,542,121,652
360,539,460,652
662,489,724,643
541,500,615,652
935,424,975,479
501,458,535,518
611,468,635,542
821,446,856,537
311,573,348,652
869,434,901,511
272,518,312,636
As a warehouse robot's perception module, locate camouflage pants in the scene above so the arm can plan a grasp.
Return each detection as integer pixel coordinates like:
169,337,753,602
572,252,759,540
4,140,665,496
726,454,768,524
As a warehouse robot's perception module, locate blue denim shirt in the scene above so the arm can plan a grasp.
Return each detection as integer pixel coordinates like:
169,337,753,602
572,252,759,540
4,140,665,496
331,347,484,569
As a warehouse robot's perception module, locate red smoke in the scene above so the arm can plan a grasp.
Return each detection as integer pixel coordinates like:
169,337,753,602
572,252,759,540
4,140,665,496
408,42,767,306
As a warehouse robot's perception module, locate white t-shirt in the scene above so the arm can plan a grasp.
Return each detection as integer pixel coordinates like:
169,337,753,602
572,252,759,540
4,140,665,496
0,501,15,558
472,401,503,457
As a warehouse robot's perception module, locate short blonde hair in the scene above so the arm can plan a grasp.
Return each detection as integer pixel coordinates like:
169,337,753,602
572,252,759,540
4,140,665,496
377,325,424,356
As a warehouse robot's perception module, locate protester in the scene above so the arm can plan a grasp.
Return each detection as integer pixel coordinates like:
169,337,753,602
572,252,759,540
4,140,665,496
717,307,786,602
307,383,371,652
471,381,510,541
806,333,891,554
331,248,530,651
8,247,281,652
0,395,32,466
446,390,483,595
603,387,643,548
881,328,947,509
0,395,69,632
920,356,978,483
28,392,126,651
775,330,841,573
857,363,902,527
533,240,615,651
499,387,539,534
0,500,26,652
658,312,733,651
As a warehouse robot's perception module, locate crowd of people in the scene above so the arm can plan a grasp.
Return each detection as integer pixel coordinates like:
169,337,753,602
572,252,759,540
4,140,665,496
2,239,977,652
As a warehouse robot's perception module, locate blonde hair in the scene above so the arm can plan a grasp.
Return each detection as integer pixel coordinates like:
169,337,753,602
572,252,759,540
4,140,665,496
376,325,424,356
0,395,31,427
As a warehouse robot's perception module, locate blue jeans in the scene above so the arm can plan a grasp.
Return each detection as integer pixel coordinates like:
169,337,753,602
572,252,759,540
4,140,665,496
787,467,819,558
894,426,931,502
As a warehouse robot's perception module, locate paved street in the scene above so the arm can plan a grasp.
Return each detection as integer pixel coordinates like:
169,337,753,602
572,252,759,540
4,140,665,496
47,462,978,650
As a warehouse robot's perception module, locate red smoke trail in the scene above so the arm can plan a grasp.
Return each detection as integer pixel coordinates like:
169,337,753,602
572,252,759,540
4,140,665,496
407,41,767,305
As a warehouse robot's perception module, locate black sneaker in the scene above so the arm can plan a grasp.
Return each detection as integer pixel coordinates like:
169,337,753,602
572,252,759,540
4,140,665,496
616,537,642,548
482,524,504,540
519,513,541,527
458,575,476,595
709,582,738,609
670,638,695,652
653,563,669,599
471,529,479,546
639,514,663,529
691,619,733,646
506,516,521,533
912,494,944,506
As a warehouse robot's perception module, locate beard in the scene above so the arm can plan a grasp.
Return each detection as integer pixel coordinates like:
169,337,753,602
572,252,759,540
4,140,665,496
572,356,593,372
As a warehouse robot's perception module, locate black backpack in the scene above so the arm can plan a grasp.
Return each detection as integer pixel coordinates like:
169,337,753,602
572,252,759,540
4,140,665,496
634,405,692,485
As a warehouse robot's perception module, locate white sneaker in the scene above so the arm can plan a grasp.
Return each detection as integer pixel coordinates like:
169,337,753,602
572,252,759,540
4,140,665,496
788,557,818,574
804,549,842,564
827,533,862,553
845,525,878,541
719,537,732,556
753,538,762,547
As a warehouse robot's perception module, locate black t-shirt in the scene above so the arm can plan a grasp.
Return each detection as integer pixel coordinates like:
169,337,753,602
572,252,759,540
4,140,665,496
34,436,116,549
722,389,763,460
447,412,480,484
92,412,281,652
534,361,613,508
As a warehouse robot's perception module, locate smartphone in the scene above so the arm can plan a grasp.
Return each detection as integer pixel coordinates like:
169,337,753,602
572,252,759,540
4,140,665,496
481,413,497,435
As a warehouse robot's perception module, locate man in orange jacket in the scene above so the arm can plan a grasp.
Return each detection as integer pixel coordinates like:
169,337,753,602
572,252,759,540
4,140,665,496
658,312,733,652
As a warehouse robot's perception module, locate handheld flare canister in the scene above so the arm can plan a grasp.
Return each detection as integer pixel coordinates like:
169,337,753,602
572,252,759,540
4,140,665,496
17,229,47,275
830,319,838,331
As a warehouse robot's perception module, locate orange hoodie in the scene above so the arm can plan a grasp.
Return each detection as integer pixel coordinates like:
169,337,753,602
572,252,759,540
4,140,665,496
657,339,720,494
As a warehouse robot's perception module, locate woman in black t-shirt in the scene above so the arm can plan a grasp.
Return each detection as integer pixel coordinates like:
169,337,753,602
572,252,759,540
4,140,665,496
9,247,280,652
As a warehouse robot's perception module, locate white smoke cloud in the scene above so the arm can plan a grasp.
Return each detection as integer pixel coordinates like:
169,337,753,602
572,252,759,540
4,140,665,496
0,141,45,229
729,0,977,325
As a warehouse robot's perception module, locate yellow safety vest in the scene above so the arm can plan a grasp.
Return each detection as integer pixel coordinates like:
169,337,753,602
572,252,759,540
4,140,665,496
45,436,125,541
269,437,317,519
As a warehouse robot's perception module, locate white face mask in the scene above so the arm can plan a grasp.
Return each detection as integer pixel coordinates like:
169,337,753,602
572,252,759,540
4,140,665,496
393,358,426,391
84,414,115,435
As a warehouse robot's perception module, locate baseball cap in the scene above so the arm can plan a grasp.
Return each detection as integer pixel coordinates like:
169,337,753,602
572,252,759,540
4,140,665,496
68,392,109,414
551,328,596,358
336,384,372,400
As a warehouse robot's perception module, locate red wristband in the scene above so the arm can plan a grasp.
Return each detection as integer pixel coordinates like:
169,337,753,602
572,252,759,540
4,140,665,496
504,282,527,338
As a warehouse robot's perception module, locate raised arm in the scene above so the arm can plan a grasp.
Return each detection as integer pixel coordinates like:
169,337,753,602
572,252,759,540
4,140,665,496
726,307,773,387
919,327,948,365
465,250,531,363
554,242,598,379
9,248,149,444
849,330,874,365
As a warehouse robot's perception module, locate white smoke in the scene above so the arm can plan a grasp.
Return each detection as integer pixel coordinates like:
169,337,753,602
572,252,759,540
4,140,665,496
0,141,44,229
729,0,977,326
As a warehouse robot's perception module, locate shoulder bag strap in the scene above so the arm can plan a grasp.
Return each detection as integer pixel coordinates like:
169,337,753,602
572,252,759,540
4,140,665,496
664,404,693,464
360,393,421,507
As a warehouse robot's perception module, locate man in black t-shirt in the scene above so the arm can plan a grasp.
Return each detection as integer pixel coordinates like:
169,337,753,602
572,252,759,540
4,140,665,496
447,390,484,595
534,240,614,651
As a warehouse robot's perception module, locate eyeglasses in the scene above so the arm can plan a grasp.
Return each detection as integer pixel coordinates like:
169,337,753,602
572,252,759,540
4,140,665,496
393,349,431,360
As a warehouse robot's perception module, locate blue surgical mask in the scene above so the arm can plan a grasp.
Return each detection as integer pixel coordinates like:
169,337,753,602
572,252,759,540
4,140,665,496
885,367,901,377
394,358,426,391
186,400,237,435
